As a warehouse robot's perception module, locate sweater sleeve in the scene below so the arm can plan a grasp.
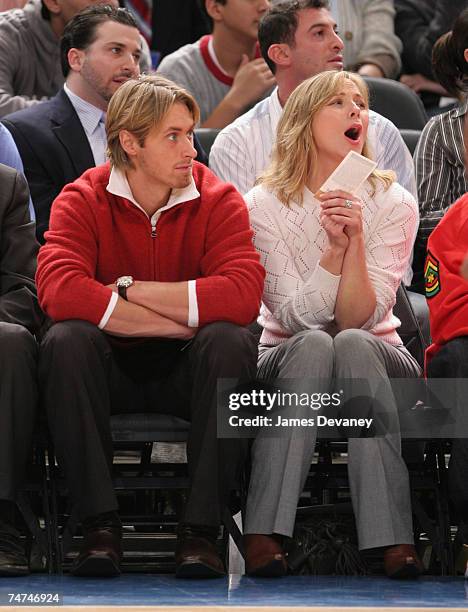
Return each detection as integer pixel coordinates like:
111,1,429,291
353,0,402,79
361,183,419,330
36,182,114,325
247,190,341,334
194,183,265,327
426,197,468,353
0,27,44,117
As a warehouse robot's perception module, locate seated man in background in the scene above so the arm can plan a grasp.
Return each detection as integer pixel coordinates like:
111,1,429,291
157,0,275,127
3,4,209,243
2,5,142,243
412,9,468,292
425,115,468,578
0,164,43,577
210,0,416,199
36,75,264,579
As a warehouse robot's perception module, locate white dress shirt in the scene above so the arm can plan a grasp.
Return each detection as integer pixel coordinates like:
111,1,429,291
210,87,417,199
64,83,107,166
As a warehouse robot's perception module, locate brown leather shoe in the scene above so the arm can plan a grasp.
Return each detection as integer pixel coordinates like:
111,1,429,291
175,524,225,579
71,526,122,577
384,544,423,579
244,534,287,577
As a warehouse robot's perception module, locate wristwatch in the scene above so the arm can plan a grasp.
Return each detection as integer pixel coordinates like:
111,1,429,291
115,275,134,300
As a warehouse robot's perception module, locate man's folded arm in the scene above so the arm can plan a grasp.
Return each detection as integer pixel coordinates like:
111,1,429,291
36,186,194,338
125,187,265,328
103,297,194,339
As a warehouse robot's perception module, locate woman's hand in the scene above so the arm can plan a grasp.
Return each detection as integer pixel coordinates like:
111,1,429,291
319,207,349,251
319,190,363,239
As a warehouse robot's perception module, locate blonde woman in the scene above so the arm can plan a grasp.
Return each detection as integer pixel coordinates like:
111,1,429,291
243,70,423,579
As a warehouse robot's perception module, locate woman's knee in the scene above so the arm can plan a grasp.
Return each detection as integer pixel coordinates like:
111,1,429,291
277,329,334,377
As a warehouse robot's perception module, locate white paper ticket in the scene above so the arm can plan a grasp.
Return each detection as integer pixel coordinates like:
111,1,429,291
317,151,377,196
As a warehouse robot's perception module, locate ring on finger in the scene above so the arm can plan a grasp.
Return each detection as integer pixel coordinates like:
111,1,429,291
344,199,353,209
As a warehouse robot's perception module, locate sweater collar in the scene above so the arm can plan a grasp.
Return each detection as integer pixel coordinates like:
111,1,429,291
199,34,262,87
106,167,200,220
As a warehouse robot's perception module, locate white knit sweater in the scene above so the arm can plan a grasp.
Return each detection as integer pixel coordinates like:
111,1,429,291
245,180,418,347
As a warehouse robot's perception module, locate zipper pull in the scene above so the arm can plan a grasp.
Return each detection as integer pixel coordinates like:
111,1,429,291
151,223,157,238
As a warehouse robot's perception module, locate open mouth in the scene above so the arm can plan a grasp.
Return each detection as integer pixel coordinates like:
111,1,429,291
344,126,362,142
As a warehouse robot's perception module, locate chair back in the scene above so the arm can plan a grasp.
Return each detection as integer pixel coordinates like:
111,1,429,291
400,129,421,156
363,77,428,130
394,284,427,367
195,128,220,157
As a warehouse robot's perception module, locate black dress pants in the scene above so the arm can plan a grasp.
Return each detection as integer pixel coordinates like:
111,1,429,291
0,322,38,504
427,336,468,528
39,320,257,526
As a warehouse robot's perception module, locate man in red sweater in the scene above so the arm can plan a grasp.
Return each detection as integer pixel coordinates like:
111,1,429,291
36,74,264,578
425,191,468,574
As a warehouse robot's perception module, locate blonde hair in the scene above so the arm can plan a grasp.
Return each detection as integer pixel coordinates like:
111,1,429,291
260,70,394,206
106,74,200,169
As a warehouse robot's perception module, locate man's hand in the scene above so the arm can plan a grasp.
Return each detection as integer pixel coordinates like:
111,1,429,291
227,55,276,110
358,63,384,78
400,73,447,95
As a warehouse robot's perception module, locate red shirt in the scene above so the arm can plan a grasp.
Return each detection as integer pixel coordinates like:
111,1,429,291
37,161,265,329
425,193,468,364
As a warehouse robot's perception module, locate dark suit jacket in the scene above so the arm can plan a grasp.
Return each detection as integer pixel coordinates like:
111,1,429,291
2,88,209,244
0,163,42,334
2,89,95,244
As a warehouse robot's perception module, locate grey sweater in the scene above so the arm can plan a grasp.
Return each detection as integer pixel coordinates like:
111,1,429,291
0,0,151,118
0,0,63,117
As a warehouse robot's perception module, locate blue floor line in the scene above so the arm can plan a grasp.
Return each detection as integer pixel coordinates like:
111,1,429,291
1,575,468,608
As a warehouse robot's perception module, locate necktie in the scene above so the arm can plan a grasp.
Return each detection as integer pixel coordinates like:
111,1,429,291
94,116,107,166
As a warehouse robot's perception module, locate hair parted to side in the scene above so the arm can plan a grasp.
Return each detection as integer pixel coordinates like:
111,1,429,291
106,75,200,170
60,5,139,78
259,70,394,206
259,0,329,73
432,8,468,100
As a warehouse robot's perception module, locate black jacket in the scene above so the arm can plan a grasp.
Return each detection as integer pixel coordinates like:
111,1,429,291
0,163,42,333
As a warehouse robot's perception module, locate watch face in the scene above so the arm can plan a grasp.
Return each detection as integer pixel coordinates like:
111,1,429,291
117,275,133,288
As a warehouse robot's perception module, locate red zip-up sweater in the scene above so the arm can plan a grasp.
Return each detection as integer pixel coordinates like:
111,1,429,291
36,161,265,328
426,193,468,365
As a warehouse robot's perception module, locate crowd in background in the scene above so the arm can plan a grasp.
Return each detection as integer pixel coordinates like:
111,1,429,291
0,0,467,583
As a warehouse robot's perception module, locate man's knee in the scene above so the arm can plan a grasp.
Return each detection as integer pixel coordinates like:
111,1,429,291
427,337,468,378
41,319,106,357
193,321,258,360
0,322,37,362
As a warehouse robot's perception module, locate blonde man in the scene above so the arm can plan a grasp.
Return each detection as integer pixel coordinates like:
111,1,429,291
37,75,264,579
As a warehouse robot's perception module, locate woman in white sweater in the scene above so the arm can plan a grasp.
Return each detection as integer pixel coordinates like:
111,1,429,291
243,70,423,579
